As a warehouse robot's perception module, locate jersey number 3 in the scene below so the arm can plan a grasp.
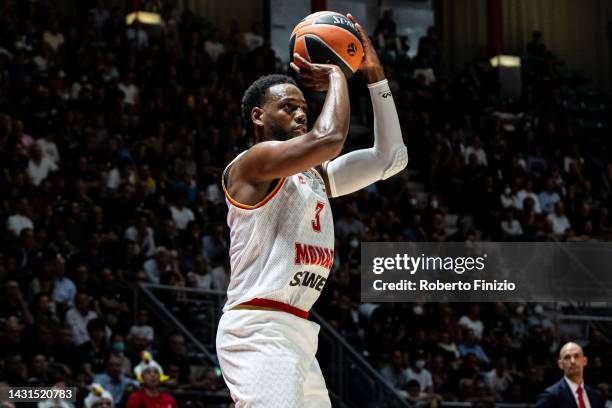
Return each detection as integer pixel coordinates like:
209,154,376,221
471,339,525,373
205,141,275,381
311,201,325,232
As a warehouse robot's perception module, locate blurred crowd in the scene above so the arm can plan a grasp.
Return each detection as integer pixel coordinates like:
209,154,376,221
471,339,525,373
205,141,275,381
0,0,610,407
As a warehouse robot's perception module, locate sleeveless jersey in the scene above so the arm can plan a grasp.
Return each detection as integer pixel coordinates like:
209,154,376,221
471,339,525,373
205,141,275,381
221,154,334,312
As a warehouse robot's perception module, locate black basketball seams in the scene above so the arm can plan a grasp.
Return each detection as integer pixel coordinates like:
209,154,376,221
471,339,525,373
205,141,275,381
303,34,353,78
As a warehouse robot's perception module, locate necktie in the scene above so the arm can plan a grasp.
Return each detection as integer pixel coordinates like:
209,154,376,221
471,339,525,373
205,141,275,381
577,385,587,408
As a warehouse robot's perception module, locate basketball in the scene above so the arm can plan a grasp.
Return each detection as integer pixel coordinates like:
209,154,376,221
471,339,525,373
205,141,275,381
290,11,364,78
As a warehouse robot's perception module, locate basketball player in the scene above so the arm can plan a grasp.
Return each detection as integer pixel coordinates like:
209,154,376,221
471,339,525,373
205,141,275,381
216,14,407,407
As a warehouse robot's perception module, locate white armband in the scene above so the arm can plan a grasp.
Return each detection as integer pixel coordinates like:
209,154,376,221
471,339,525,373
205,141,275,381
325,79,408,197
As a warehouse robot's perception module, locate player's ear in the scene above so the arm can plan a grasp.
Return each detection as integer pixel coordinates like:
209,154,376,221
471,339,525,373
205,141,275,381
251,107,264,128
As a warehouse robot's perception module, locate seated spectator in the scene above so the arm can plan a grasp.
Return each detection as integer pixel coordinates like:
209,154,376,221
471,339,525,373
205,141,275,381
380,350,409,391
458,330,490,366
51,325,78,373
404,379,441,407
458,304,484,340
77,318,110,378
142,247,174,284
65,293,98,346
27,354,49,386
538,177,561,214
28,143,58,186
201,224,228,267
243,22,264,51
547,201,572,236
169,196,195,230
515,178,541,213
1,280,34,326
127,309,154,344
501,207,523,240
93,353,138,406
463,135,487,167
405,357,434,393
124,215,156,258
436,331,460,364
126,352,177,408
30,292,60,327
6,198,34,237
84,383,114,408
483,357,513,397
158,333,191,387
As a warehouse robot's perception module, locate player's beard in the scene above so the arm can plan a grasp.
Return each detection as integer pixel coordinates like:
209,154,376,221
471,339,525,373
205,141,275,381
270,122,290,141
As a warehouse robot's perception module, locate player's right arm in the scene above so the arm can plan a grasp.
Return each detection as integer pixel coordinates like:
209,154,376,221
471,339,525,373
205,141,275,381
231,58,350,183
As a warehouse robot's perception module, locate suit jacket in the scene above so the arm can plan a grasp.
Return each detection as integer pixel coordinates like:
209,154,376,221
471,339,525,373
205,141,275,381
536,378,606,408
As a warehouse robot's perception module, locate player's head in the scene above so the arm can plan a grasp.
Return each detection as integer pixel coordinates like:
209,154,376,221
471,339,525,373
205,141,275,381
241,74,307,142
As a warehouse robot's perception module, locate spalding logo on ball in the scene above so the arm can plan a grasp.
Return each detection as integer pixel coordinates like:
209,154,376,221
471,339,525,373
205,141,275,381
290,11,364,78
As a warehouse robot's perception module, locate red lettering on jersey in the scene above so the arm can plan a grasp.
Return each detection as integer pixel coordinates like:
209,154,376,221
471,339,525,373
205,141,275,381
311,201,325,232
295,243,309,264
314,246,325,267
308,246,318,265
294,242,335,270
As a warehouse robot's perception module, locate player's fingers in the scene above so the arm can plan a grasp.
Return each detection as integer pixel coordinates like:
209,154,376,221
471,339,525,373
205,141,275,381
347,14,369,45
293,53,312,70
290,62,300,74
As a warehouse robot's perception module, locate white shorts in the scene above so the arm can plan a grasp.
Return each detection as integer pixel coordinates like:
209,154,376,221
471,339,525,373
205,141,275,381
216,309,331,408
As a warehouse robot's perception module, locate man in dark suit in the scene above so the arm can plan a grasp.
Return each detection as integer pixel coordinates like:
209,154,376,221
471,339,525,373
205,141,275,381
536,342,606,408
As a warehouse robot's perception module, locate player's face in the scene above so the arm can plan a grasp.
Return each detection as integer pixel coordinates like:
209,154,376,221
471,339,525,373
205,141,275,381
262,84,307,140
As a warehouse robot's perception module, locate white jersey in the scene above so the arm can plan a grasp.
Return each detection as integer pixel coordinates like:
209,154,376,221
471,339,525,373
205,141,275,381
221,154,334,312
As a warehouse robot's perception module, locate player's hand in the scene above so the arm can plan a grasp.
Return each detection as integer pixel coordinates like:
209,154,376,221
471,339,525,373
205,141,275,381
347,14,385,83
290,53,344,92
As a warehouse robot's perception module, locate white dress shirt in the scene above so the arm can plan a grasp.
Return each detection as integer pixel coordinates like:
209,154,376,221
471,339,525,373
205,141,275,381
564,377,592,408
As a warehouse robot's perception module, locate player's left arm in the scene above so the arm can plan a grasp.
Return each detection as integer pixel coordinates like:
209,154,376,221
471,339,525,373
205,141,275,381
319,14,408,198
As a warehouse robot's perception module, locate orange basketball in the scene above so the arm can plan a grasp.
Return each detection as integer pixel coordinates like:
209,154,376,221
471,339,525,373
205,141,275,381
290,11,364,78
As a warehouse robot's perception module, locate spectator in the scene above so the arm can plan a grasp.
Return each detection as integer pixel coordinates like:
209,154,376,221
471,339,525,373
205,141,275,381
127,309,154,344
405,357,434,393
243,22,264,51
124,215,156,258
126,352,176,408
484,357,513,397
28,142,58,187
65,293,98,346
6,198,34,237
538,177,561,214
0,280,34,325
158,333,190,387
84,383,114,408
500,207,524,240
458,330,490,366
142,247,174,283
515,178,542,213
93,353,137,406
547,201,572,236
404,379,440,408
52,254,76,310
42,19,65,53
169,196,195,230
201,224,228,267
463,135,487,167
380,350,409,391
458,305,484,340
77,318,110,378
